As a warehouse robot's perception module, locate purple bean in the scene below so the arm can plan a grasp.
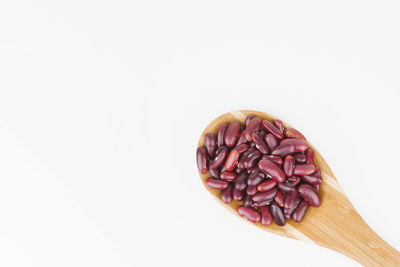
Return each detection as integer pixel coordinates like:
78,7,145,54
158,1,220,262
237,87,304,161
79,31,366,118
204,133,217,158
234,172,248,190
237,206,260,222
235,143,249,154
244,150,262,169
258,159,286,183
283,155,295,177
262,120,284,140
280,138,308,153
274,190,284,207
233,187,244,201
284,198,300,219
209,167,220,179
264,134,278,151
293,201,309,222
196,146,208,174
221,184,233,204
298,184,321,207
294,164,316,176
274,120,284,135
245,117,262,141
287,176,301,186
244,115,256,127
217,123,228,147
225,149,240,172
246,185,257,196
277,182,295,193
206,178,229,190
294,153,307,163
256,179,277,192
270,203,286,226
305,148,315,164
252,188,278,203
209,146,228,170
247,168,264,186
236,131,247,146
301,174,322,185
284,128,306,140
243,194,253,207
260,206,273,226
224,121,241,147
220,171,238,182
284,189,298,210
271,144,295,157
251,133,269,154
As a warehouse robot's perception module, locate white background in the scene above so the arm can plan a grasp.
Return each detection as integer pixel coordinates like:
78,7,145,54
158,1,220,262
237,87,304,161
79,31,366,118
0,0,399,266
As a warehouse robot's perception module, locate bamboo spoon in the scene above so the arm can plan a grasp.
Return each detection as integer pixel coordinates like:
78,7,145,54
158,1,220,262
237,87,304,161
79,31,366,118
197,110,400,267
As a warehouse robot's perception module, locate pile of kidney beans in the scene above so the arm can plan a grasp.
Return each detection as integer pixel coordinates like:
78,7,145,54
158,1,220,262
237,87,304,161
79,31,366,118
197,115,322,226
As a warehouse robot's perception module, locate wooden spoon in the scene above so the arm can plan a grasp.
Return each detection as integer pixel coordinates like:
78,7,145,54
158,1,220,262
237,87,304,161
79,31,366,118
197,110,400,267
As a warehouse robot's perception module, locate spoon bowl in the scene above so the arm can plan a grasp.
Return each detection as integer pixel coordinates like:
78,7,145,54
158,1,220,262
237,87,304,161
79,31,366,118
198,110,400,267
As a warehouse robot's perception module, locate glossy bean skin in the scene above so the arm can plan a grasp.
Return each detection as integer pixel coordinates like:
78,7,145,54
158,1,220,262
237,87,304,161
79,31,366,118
221,184,233,204
262,120,284,140
234,172,248,190
274,120,284,134
224,121,241,147
206,178,229,190
243,194,253,207
247,168,264,186
225,149,240,172
293,201,309,222
251,133,269,154
298,184,321,207
252,188,278,203
209,167,220,179
294,153,307,163
271,144,295,158
204,133,217,157
301,174,322,185
280,138,308,153
217,123,228,147
245,117,262,141
287,176,301,186
258,130,267,139
264,134,278,151
196,147,208,174
244,115,256,127
246,185,258,196
283,155,295,177
277,182,295,193
235,143,249,154
284,128,306,140
274,190,284,207
220,171,238,181
238,206,260,222
270,203,286,226
294,164,316,176
305,148,315,164
236,131,247,146
258,159,286,183
284,189,298,210
244,150,262,169
262,155,283,165
284,198,300,219
233,187,244,201
257,179,277,192
260,206,273,226
209,146,228,170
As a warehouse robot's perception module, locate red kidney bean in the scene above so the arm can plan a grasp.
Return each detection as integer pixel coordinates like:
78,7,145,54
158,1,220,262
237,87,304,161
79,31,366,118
287,176,301,186
233,187,244,201
221,184,233,204
238,206,260,222
245,117,262,141
257,179,277,192
260,206,273,226
293,201,309,222
293,153,307,163
236,131,247,146
262,120,284,140
305,148,315,164
204,133,217,157
196,147,208,174
206,178,229,190
209,167,220,179
280,138,308,153
251,133,269,154
258,159,286,183
235,172,248,190
284,189,298,210
225,149,240,172
209,146,228,170
264,134,278,151
235,143,249,154
244,115,255,127
271,144,295,158
284,128,306,140
298,184,321,207
217,123,228,147
277,182,295,193
247,168,264,186
283,155,295,177
251,199,273,207
220,164,227,173
284,198,300,219
294,164,316,176
274,120,284,135
244,150,262,169
246,185,258,196
261,155,283,165
220,171,238,181
301,174,322,185
274,190,284,207
270,203,285,226
252,188,277,203
247,166,257,174
258,130,267,139
243,194,253,207
224,121,241,147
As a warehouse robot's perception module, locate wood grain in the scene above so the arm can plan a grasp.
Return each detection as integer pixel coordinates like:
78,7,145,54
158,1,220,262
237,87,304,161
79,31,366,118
197,110,400,267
